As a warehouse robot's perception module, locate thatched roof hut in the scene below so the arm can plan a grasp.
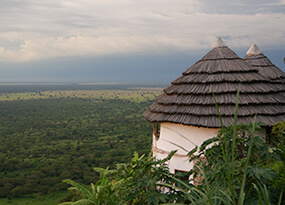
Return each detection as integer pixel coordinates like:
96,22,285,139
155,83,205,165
144,38,285,128
243,44,285,83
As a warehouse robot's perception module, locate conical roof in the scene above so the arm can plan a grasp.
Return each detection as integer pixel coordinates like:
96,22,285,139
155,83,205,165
243,44,285,82
144,38,285,128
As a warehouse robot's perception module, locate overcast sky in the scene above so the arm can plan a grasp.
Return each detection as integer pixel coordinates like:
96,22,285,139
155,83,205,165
0,0,284,83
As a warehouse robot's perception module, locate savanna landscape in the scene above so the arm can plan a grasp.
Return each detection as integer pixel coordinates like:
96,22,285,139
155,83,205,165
0,84,162,204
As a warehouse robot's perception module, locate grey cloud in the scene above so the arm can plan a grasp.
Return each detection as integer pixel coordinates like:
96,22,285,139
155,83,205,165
201,0,285,14
0,0,284,62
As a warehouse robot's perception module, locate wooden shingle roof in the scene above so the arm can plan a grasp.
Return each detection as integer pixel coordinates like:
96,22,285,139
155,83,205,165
243,44,285,83
144,38,285,128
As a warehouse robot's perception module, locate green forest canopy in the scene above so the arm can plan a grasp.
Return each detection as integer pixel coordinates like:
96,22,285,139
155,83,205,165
0,86,162,199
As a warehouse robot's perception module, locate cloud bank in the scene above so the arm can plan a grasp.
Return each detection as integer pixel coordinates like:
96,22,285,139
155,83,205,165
0,0,284,62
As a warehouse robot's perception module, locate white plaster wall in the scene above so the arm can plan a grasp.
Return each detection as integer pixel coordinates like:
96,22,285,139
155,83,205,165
157,123,219,155
153,122,220,173
154,152,194,173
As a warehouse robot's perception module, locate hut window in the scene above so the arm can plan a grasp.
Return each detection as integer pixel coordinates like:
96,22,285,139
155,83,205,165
174,169,189,187
153,122,160,140
265,126,272,144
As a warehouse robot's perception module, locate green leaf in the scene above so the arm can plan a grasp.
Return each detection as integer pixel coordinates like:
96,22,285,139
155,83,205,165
247,166,278,181
199,137,219,152
72,199,95,205
63,179,92,199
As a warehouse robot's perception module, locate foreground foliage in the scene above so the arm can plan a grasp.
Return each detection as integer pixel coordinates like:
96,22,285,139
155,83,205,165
62,120,285,204
61,152,177,205
179,121,284,205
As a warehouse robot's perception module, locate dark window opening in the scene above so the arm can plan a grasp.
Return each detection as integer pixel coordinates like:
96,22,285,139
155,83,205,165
153,122,160,140
174,169,189,187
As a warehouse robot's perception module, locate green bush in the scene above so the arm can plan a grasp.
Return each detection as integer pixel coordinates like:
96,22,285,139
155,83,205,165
60,152,177,204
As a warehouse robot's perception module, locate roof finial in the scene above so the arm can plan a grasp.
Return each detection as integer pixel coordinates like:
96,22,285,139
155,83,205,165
246,44,262,56
214,37,227,48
